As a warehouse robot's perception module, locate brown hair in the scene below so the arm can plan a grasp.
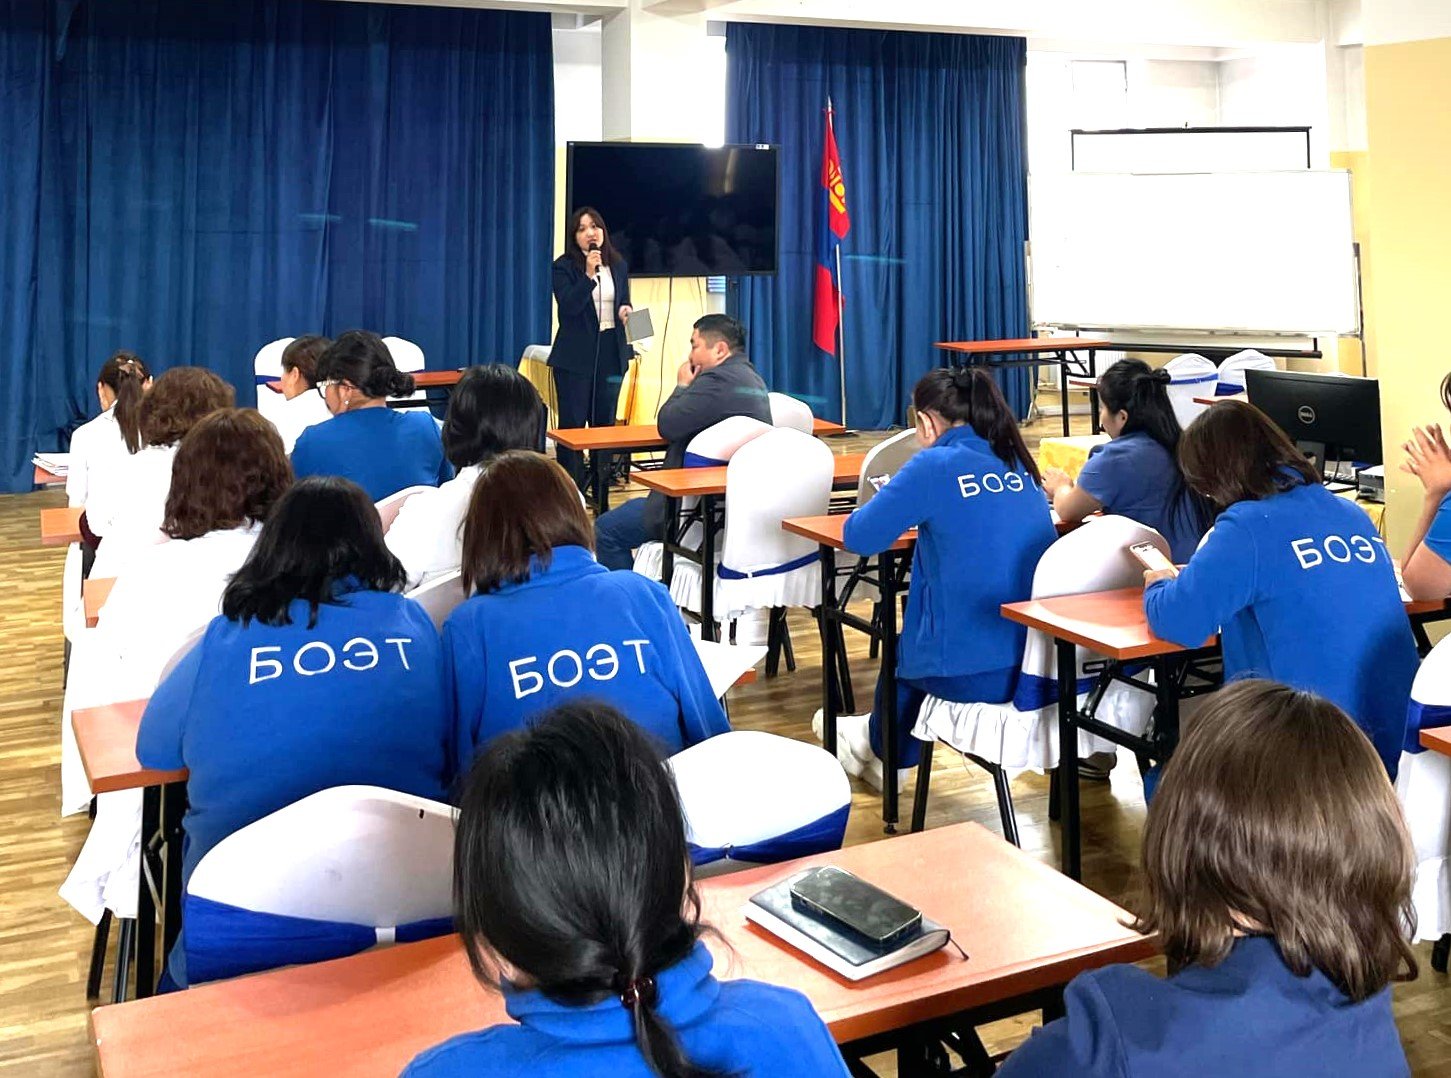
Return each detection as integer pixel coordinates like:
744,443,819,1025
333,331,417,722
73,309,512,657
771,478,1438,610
459,451,593,594
139,367,235,448
163,409,293,540
281,335,332,388
97,350,151,454
1177,400,1320,507
1134,679,1417,1002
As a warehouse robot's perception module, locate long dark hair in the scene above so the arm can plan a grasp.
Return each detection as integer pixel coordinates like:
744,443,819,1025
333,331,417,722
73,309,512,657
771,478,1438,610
221,476,408,628
1098,359,1182,454
1134,680,1417,1002
441,365,545,471
913,367,1041,484
454,701,728,1078
316,330,416,400
97,351,150,454
563,205,620,271
1179,400,1321,507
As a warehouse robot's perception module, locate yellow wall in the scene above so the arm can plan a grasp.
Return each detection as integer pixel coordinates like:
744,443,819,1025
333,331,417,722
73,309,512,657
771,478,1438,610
1362,36,1451,549
1329,150,1372,378
552,146,709,425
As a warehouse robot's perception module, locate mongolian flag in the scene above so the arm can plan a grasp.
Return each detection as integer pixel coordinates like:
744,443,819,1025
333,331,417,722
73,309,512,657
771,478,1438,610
812,99,851,356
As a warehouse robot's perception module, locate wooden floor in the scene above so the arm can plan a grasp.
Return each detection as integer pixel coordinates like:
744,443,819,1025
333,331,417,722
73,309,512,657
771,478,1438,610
5,412,1451,1074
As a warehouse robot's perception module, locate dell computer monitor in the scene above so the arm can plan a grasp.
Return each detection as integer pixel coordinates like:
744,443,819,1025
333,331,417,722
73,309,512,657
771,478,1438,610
1243,369,1382,474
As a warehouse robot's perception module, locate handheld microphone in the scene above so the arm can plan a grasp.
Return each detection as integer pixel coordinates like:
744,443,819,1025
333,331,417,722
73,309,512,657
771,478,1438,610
588,242,600,253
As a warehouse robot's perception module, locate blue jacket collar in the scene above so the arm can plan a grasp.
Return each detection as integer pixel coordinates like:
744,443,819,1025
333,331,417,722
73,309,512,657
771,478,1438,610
934,424,990,452
502,941,720,1045
1174,935,1353,1006
490,545,604,595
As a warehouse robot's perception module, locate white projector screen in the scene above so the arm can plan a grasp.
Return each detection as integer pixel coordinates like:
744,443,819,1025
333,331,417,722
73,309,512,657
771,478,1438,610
1029,171,1359,335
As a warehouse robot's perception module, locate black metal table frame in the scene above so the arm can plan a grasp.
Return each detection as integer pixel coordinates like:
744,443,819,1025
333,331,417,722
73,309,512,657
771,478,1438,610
115,779,187,1001
660,495,722,642
945,346,1103,438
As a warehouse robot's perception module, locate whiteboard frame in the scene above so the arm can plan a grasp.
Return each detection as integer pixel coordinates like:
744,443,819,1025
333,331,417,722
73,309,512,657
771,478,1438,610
1070,126,1312,172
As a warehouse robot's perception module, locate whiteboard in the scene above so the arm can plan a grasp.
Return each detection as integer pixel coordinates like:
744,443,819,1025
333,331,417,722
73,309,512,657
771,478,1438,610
1029,171,1359,336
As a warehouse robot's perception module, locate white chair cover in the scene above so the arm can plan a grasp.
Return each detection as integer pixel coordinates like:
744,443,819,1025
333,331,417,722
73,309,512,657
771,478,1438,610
663,428,833,621
376,484,435,533
382,336,428,406
184,785,455,983
1397,638,1451,941
1215,349,1277,395
914,516,1164,774
669,731,850,869
767,392,814,434
632,416,774,584
405,570,469,632
253,337,295,425
844,429,923,606
1163,353,1220,431
59,629,207,924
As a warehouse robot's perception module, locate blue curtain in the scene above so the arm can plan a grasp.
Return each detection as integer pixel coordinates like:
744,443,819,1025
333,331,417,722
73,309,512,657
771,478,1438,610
0,0,553,491
726,25,1030,427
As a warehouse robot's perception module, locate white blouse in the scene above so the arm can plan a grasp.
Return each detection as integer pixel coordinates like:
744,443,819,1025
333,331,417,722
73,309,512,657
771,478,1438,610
385,464,482,590
271,390,333,455
66,406,128,510
596,266,616,330
87,444,178,578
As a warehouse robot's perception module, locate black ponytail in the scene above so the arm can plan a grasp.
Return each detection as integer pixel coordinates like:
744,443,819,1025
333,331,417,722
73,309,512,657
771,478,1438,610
315,330,416,401
97,350,151,454
913,367,1041,485
454,702,734,1078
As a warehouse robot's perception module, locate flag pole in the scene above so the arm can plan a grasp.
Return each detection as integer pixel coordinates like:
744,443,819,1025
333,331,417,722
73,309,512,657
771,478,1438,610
828,96,848,427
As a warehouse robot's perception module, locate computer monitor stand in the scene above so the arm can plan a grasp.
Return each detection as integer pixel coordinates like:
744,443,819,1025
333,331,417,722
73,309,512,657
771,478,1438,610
1298,440,1359,494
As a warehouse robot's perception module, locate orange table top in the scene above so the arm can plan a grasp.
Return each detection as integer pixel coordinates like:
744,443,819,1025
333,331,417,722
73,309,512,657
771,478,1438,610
1003,585,1447,661
90,822,1154,1076
781,511,1082,553
72,699,187,795
1421,727,1451,757
1193,393,1246,406
935,337,1113,355
84,577,116,628
551,417,846,451
633,452,866,499
34,464,65,487
40,505,84,547
267,370,463,394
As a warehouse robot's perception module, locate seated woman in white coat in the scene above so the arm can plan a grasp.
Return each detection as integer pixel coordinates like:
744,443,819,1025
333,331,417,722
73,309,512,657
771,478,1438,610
68,350,151,512
444,451,728,768
87,366,235,577
386,365,544,589
138,475,453,989
268,335,334,454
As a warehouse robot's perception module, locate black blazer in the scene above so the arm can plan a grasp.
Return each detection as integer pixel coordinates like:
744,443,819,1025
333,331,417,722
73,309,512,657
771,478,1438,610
549,253,633,376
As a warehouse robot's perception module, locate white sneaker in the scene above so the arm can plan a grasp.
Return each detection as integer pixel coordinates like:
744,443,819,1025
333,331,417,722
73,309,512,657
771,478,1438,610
858,755,918,796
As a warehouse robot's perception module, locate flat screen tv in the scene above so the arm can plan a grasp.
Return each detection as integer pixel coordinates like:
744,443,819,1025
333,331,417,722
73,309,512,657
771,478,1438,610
565,142,778,277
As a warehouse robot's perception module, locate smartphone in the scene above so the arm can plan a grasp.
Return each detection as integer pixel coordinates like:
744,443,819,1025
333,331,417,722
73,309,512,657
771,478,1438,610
866,473,891,492
1129,541,1178,576
789,866,922,951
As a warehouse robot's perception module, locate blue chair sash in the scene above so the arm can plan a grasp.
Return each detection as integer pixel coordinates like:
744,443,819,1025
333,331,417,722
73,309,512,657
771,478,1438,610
718,550,818,581
184,894,453,985
688,803,849,867
683,451,727,468
1011,661,1151,712
1404,700,1451,754
1170,371,1219,387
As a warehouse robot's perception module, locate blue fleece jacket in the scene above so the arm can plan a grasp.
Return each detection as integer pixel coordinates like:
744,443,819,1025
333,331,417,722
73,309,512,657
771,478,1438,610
444,546,729,765
1144,479,1416,775
842,425,1057,685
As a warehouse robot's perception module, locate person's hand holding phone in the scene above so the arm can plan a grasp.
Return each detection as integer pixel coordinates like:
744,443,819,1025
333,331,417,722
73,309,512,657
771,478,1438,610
1130,541,1179,586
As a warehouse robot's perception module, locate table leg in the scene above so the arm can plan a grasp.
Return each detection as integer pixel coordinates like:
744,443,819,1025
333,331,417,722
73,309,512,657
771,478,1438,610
879,550,901,834
661,498,679,587
1055,639,1081,880
1056,350,1071,438
818,544,839,758
135,784,160,998
700,494,719,643
591,450,610,516
1153,657,1182,761
1087,349,1101,435
161,781,187,963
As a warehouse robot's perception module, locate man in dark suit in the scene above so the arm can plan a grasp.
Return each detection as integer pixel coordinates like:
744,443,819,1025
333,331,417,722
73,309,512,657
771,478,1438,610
594,314,771,571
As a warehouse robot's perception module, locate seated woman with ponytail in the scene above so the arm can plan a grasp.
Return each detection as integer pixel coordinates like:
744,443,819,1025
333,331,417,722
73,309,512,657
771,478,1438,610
290,329,451,500
1042,359,1211,564
67,350,151,512
404,700,849,1078
822,367,1058,790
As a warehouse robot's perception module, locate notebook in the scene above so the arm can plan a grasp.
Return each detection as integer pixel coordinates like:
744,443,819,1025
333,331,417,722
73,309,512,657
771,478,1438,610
624,307,654,344
745,869,952,982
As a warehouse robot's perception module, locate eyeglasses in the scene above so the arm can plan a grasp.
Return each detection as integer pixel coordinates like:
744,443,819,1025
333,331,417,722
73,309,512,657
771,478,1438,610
316,379,344,399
